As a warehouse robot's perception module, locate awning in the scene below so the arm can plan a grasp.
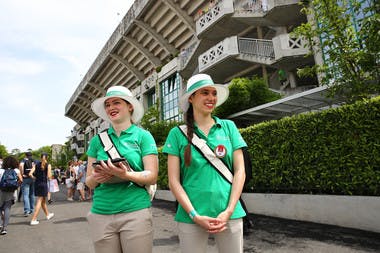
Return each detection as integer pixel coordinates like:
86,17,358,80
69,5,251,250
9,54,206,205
228,85,345,124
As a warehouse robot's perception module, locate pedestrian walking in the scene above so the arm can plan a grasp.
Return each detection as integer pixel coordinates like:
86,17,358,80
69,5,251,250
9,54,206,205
0,156,23,235
76,160,86,201
19,151,35,216
65,161,76,201
163,74,247,253
86,85,158,253
29,153,54,225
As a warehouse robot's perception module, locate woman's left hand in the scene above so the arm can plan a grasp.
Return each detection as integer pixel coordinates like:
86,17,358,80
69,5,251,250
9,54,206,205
217,209,233,224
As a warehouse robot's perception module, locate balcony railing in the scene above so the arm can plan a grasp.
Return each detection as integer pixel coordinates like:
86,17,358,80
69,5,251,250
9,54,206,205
199,36,275,71
234,0,268,13
199,36,239,71
272,34,308,60
178,40,199,70
238,37,275,59
76,134,85,141
196,0,234,35
76,147,85,154
142,72,157,92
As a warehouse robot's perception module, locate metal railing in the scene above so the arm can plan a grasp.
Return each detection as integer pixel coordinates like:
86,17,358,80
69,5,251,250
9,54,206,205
238,37,275,59
178,40,199,69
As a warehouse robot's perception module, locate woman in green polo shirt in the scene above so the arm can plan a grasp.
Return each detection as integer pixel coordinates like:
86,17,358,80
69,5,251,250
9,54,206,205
163,74,247,253
85,86,158,253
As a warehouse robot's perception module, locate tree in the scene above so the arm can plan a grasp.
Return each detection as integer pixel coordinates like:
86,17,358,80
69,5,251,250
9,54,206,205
140,99,182,146
213,77,281,118
0,144,8,159
292,0,379,102
35,146,52,161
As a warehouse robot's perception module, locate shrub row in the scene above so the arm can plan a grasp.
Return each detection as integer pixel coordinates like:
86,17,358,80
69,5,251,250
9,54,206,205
241,96,380,195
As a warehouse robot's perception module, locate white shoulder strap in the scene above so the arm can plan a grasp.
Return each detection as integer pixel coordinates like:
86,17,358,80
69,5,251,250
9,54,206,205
98,131,121,160
178,125,233,184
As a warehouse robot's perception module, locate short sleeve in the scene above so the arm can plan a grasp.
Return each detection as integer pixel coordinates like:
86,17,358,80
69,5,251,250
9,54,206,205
226,120,247,151
140,130,158,157
86,135,101,158
162,127,181,157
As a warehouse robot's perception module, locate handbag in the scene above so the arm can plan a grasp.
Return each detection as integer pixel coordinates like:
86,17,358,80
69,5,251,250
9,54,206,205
98,131,157,200
48,179,60,193
178,125,233,184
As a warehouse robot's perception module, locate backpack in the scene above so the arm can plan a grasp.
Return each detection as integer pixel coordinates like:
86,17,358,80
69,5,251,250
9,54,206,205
23,158,33,177
242,147,253,186
0,169,19,192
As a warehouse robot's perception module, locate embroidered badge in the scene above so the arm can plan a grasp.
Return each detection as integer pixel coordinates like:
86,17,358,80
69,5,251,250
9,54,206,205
214,145,226,158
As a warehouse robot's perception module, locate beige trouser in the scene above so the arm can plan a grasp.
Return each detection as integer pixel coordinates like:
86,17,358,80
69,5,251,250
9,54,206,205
87,208,153,253
177,218,243,253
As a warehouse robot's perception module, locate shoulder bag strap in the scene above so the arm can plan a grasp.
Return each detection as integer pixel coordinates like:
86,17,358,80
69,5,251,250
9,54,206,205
98,131,122,160
98,131,137,173
178,125,233,184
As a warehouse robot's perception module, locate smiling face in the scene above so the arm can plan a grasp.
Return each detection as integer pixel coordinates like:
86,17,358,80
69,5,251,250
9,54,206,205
189,87,218,114
104,97,133,123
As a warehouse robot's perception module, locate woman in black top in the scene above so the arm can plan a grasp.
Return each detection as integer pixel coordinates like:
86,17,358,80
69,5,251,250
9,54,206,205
29,153,54,225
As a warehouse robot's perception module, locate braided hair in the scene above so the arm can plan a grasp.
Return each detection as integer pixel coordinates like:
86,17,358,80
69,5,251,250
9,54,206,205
184,104,194,167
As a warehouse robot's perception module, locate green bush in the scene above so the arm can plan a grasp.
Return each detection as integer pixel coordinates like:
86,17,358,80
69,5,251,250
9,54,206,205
214,77,281,118
157,146,169,189
241,96,380,195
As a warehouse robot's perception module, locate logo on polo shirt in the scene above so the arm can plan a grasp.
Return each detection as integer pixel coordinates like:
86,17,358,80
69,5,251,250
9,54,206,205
214,145,226,158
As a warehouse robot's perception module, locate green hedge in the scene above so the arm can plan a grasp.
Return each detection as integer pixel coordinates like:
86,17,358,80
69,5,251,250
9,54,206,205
241,96,380,196
157,96,380,196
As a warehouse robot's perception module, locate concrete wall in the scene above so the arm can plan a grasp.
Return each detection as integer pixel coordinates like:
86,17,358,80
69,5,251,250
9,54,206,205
155,190,380,233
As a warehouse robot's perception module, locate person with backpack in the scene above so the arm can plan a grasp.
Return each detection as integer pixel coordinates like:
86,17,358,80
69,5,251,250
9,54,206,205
163,74,247,253
19,151,35,217
0,156,23,235
29,153,54,225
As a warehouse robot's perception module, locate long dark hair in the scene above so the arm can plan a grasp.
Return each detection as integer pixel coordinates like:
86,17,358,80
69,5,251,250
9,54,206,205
184,104,195,167
2,156,19,170
40,153,48,170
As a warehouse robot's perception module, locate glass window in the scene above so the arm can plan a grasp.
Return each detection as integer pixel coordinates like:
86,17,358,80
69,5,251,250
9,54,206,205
147,89,156,108
160,73,182,121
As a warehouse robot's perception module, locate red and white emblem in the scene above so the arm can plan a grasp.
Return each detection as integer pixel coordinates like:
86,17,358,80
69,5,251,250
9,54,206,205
214,145,226,158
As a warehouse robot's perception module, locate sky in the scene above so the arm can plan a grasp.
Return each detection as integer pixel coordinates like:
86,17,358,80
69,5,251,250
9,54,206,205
0,0,134,152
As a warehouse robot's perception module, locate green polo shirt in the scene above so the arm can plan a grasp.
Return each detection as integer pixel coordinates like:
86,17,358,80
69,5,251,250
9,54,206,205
163,117,247,223
87,124,158,214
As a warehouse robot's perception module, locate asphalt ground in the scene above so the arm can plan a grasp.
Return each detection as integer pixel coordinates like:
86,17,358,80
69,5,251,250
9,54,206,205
1,184,379,253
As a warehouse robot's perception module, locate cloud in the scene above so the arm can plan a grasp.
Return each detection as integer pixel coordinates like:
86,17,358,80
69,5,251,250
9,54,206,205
0,0,133,152
0,56,45,75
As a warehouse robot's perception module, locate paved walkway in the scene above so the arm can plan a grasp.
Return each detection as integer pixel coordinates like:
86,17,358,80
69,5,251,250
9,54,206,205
1,185,379,253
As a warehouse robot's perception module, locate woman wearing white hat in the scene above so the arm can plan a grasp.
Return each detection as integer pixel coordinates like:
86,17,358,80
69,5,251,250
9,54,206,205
163,74,247,253
85,86,158,253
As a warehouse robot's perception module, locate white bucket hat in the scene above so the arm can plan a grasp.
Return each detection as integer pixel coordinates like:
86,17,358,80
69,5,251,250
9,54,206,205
91,86,144,123
179,73,229,112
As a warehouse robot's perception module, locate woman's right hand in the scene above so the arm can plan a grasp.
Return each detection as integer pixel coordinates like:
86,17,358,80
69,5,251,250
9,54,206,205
193,215,227,234
92,164,113,183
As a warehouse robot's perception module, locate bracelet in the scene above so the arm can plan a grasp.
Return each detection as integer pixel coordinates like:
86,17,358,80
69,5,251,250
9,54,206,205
188,209,198,220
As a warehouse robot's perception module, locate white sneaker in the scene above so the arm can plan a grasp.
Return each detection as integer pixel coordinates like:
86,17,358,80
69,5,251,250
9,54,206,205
47,213,54,220
30,220,39,226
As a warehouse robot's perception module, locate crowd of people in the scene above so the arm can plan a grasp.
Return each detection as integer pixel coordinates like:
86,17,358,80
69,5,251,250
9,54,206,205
0,153,93,233
1,73,253,253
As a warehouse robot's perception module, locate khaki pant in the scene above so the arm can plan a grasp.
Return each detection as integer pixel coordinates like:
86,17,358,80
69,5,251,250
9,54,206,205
87,208,153,253
178,218,243,253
